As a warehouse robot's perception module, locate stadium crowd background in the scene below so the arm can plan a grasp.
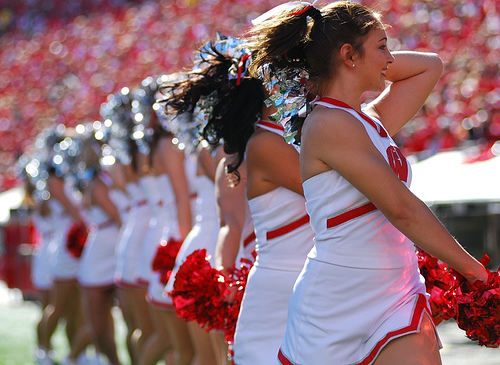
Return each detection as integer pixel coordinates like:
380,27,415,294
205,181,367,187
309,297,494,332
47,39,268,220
0,0,499,191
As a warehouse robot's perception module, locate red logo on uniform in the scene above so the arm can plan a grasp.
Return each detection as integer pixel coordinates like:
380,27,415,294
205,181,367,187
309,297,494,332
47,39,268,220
386,146,408,182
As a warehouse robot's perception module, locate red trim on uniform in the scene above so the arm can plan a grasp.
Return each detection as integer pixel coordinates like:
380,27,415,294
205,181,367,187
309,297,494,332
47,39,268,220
190,193,198,199
256,119,285,132
146,293,175,310
356,294,430,365
266,214,310,240
326,202,377,229
157,200,164,207
136,199,148,207
114,277,143,289
79,282,116,290
243,232,256,247
92,219,116,230
52,277,78,284
236,54,250,86
135,277,149,288
316,97,388,138
277,349,294,365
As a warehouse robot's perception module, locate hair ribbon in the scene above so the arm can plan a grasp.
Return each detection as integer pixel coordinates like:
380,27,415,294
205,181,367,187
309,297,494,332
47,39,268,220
236,54,250,86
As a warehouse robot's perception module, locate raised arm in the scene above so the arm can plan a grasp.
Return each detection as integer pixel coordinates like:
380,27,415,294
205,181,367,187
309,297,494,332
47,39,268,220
365,51,443,136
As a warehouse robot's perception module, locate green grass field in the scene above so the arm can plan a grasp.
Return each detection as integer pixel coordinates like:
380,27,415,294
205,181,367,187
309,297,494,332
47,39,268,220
0,286,130,365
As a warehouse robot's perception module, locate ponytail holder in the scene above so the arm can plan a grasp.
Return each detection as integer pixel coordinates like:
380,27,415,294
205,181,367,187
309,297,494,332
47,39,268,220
251,1,316,26
290,4,312,16
292,5,322,21
236,54,250,86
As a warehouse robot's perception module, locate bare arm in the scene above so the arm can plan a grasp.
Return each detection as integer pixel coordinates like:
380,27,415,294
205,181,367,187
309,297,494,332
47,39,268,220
196,143,218,182
157,136,193,240
246,129,303,199
214,156,248,274
89,177,122,227
47,174,85,225
365,51,443,136
301,108,487,284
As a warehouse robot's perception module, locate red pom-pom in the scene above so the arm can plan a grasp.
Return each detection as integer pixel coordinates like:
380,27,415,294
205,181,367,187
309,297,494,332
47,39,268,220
417,249,458,325
66,223,88,258
449,255,500,347
151,237,183,285
170,249,253,345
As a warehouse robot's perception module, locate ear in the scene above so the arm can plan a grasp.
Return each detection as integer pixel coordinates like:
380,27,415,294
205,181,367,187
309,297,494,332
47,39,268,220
339,43,355,67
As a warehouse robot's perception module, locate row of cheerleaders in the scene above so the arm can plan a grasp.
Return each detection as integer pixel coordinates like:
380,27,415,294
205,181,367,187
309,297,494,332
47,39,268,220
20,31,499,365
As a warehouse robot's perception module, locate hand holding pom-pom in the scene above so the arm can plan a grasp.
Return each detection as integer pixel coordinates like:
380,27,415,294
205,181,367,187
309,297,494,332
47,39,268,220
66,223,88,258
450,255,500,347
171,249,253,345
151,237,183,285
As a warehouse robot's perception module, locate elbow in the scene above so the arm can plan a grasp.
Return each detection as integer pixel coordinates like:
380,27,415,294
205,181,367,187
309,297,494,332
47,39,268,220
429,53,444,76
383,200,424,230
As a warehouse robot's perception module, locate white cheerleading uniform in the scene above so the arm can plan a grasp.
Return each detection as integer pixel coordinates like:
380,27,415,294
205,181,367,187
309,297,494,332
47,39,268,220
278,98,439,365
78,175,121,288
114,180,152,288
135,174,171,287
233,121,315,365
31,212,55,290
235,202,257,265
48,187,82,281
165,174,219,298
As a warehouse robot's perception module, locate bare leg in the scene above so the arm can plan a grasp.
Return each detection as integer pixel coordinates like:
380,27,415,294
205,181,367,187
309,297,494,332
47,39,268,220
187,322,217,365
67,326,93,360
129,287,155,358
210,331,230,365
138,305,173,365
116,288,137,363
163,309,195,365
36,289,52,349
83,287,121,365
374,314,442,365
40,280,80,351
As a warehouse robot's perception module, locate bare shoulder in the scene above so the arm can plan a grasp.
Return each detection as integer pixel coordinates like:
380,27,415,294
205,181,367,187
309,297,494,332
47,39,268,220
301,106,377,181
246,128,288,159
302,107,369,148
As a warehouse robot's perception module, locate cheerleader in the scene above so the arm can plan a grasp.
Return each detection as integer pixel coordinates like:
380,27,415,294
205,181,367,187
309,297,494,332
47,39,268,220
212,154,257,365
105,89,155,364
36,127,89,364
19,159,56,364
161,141,223,365
76,132,123,365
247,2,488,364
143,132,195,365
175,37,315,364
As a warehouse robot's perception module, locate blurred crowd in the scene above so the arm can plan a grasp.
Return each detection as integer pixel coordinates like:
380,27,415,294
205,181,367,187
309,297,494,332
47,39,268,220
0,0,499,191
5,1,500,364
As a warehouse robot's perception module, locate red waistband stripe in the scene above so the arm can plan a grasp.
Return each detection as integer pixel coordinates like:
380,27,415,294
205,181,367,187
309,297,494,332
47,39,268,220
326,202,377,229
243,232,256,247
266,214,310,240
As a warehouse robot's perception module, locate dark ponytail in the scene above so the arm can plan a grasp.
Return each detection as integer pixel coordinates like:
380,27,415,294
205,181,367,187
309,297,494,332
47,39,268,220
248,1,382,79
162,42,265,184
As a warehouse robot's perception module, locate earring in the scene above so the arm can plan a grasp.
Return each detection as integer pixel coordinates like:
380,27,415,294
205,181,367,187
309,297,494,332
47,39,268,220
352,63,356,68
